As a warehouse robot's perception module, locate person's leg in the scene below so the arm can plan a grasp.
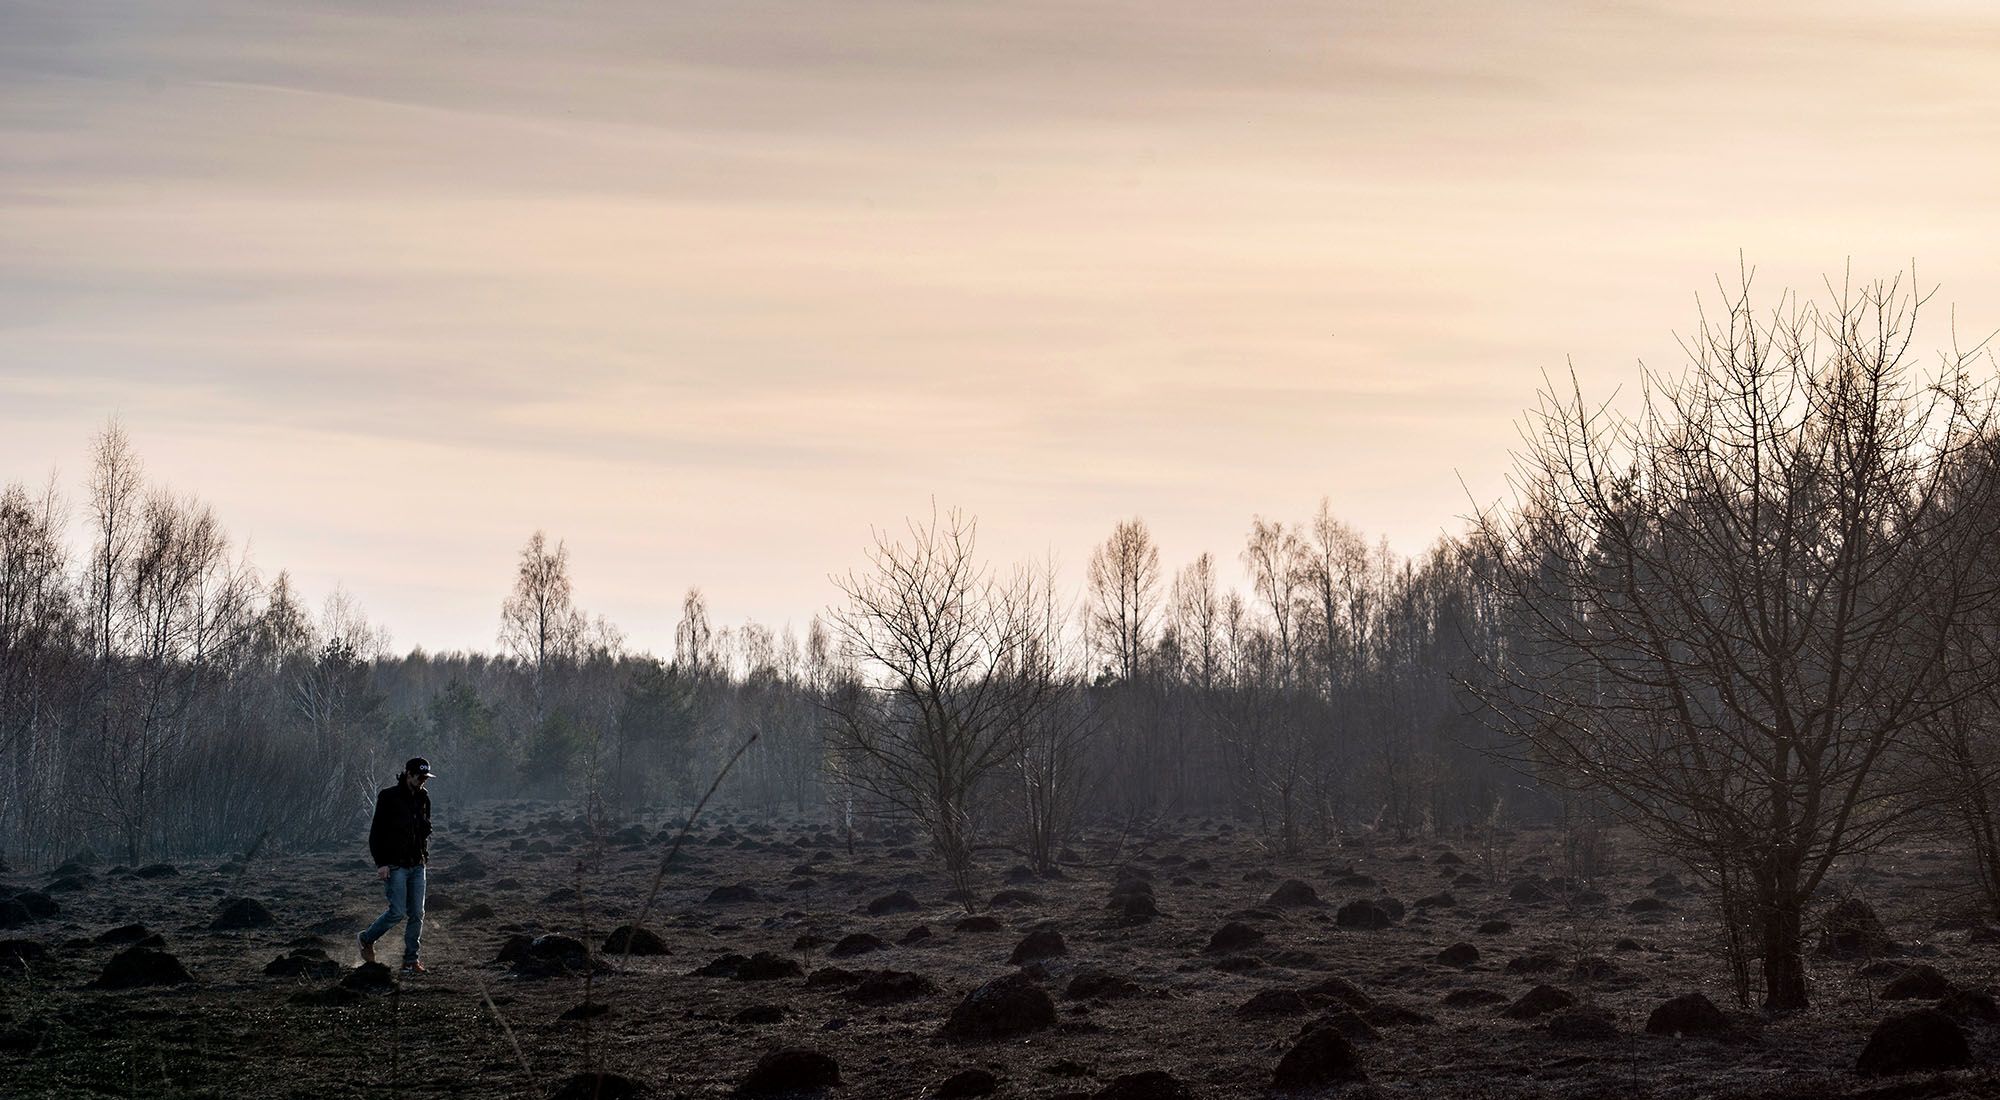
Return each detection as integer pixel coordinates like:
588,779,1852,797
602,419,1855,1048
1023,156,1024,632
360,868,409,955
402,865,426,964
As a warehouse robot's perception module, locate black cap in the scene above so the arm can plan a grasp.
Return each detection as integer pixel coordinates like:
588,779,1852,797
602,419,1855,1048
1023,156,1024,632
406,757,439,779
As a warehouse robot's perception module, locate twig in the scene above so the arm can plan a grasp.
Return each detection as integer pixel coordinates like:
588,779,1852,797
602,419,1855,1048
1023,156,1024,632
625,731,759,945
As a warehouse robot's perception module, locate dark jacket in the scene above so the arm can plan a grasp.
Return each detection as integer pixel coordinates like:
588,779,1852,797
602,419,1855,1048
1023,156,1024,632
368,781,432,868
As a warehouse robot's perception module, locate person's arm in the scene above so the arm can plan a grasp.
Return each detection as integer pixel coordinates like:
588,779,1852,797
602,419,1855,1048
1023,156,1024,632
368,790,391,869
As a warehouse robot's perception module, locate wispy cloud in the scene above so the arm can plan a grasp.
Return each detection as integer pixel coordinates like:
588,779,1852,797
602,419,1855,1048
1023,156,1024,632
6,0,2000,650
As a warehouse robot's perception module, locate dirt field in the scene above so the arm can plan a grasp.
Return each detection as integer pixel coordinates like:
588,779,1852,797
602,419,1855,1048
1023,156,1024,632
3,803,1997,1099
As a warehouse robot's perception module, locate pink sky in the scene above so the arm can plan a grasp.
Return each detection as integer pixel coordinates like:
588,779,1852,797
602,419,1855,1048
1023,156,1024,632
5,0,2000,653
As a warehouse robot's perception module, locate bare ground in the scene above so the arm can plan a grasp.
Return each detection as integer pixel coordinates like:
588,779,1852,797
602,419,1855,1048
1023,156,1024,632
3,806,1998,1099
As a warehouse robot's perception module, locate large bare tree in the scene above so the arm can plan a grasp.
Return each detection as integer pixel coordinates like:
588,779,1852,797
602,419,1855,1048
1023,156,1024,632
1475,269,2000,1010
822,507,1065,903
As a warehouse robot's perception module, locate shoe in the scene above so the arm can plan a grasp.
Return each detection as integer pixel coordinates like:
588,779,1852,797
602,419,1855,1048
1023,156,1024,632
358,934,376,965
401,960,427,974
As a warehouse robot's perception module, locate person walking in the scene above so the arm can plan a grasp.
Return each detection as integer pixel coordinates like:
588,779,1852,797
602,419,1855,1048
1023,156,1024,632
359,757,437,973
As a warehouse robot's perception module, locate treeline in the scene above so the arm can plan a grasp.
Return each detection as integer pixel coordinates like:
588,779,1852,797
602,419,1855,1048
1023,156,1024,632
0,425,1530,869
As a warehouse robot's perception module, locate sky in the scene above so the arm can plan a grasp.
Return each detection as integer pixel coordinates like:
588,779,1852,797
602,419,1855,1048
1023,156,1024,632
5,0,2000,654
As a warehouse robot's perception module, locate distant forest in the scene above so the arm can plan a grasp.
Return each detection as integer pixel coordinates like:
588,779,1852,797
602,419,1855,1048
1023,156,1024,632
7,271,2000,1009
0,422,1518,869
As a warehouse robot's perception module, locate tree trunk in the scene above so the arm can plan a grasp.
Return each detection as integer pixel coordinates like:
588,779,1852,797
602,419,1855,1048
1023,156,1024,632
1759,879,1808,1011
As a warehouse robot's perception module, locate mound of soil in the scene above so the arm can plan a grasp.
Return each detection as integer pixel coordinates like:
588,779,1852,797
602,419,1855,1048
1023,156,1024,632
92,946,193,989
1817,897,1890,960
706,884,762,905
515,934,605,978
94,923,153,945
867,890,921,915
695,950,804,981
339,962,398,993
436,855,490,884
1506,951,1561,975
1203,921,1265,954
1880,964,1953,1001
1108,880,1160,924
14,891,57,918
1271,1023,1367,1088
1509,879,1553,904
843,969,938,1005
1335,900,1392,930
1008,928,1066,965
1855,1008,1969,1077
1265,880,1326,908
733,1003,784,1025
1300,975,1373,1011
1306,1007,1381,1042
210,897,276,931
736,1047,840,1096
263,948,341,980
1066,967,1142,1001
1502,984,1574,1019
1644,992,1734,1038
1436,942,1479,967
805,966,858,988
829,932,885,958
602,925,669,956
942,973,1056,1041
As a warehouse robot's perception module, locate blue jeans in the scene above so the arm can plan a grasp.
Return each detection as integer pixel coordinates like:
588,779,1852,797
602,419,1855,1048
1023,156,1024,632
360,865,426,963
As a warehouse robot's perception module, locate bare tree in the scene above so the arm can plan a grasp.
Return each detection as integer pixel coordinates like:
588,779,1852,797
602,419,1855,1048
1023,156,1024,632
1086,517,1160,682
1168,553,1223,692
92,489,257,859
1295,500,1374,829
1241,518,1303,679
822,507,1061,904
1162,552,1224,806
0,477,77,861
86,420,142,665
1905,435,2000,920
1013,557,1096,873
1237,517,1316,852
1473,268,2000,1010
674,587,714,676
499,530,585,704
1087,517,1164,813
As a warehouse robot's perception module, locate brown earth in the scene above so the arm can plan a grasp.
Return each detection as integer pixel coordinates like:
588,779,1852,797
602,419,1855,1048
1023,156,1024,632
2,806,1997,1099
